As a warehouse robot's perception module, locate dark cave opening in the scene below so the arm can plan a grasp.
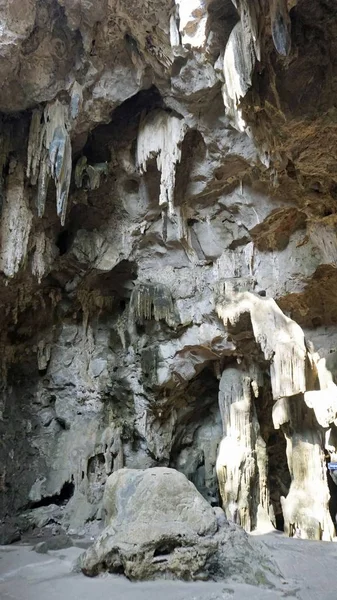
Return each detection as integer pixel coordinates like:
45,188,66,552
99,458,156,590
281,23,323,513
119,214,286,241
28,480,75,509
327,464,337,532
88,453,105,474
82,86,164,164
266,430,291,532
153,540,182,557
253,376,291,533
169,366,222,507
91,259,138,301
174,129,207,207
56,229,72,255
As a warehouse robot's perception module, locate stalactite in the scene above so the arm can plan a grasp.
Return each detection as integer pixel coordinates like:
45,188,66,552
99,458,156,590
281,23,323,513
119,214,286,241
304,388,337,428
26,108,43,185
115,314,127,350
175,205,198,262
216,287,307,399
0,162,33,278
27,100,72,226
270,0,291,57
75,156,108,190
70,81,83,120
77,290,114,334
36,147,50,218
224,0,290,129
136,110,186,215
233,0,262,62
31,231,47,283
169,9,181,49
130,282,177,327
45,101,72,225
222,22,255,132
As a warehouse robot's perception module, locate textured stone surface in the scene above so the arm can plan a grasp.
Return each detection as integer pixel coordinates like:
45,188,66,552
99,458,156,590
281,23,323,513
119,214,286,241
80,467,275,583
0,0,337,564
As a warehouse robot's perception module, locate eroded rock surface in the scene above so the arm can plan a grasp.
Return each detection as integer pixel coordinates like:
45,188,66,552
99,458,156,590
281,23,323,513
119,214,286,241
0,0,337,564
80,467,275,583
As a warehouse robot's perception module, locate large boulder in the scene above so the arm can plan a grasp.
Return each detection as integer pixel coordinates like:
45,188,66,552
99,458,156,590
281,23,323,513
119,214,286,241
80,467,277,583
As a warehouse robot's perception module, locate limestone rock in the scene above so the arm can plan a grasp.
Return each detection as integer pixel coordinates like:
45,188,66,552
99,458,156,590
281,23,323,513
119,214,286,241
33,534,73,554
1,0,337,558
0,523,21,545
80,467,274,584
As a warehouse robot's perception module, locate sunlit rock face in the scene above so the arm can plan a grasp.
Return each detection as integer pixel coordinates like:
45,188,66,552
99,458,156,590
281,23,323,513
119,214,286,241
1,0,337,556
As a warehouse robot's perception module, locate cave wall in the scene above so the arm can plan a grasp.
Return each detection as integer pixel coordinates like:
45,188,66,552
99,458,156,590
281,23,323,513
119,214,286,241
1,0,337,542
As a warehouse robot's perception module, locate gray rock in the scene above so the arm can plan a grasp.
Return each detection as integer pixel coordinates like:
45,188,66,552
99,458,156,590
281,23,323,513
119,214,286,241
0,0,337,557
80,467,275,584
33,534,73,554
0,523,21,545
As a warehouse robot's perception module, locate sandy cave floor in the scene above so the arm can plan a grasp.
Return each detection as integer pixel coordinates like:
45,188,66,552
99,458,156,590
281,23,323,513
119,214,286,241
0,532,337,600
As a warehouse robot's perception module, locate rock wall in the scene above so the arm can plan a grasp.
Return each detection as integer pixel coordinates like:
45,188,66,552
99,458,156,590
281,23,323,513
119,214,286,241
1,0,337,544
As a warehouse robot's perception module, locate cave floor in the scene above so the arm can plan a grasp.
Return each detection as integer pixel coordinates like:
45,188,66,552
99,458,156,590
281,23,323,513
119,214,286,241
0,532,336,600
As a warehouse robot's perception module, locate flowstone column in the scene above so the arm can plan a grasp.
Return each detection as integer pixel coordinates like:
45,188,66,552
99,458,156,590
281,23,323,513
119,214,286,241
216,366,272,532
216,283,336,540
273,394,335,541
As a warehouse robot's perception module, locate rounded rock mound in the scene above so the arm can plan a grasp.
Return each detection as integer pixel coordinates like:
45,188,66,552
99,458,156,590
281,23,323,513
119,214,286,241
80,467,277,584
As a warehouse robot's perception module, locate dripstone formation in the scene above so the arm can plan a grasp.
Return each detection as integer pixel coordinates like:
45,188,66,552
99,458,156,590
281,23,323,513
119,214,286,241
1,0,337,573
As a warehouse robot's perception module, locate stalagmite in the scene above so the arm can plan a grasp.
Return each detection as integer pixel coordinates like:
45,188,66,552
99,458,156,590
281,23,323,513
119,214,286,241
0,163,33,278
216,366,272,532
279,397,335,541
136,110,186,215
27,100,72,225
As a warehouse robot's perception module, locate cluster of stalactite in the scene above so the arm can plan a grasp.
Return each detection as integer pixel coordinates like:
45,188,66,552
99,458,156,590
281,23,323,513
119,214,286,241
129,282,177,327
136,109,186,216
27,100,72,225
222,0,291,130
